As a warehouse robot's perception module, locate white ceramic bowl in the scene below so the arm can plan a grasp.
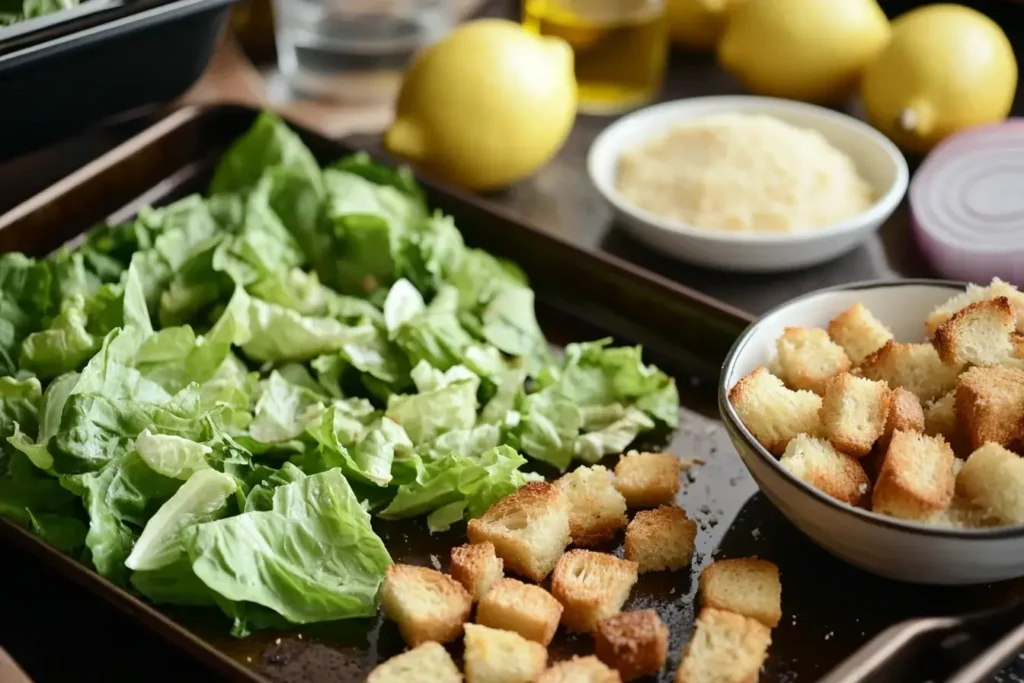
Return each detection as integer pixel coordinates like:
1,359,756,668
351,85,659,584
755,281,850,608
588,96,909,272
719,280,1024,585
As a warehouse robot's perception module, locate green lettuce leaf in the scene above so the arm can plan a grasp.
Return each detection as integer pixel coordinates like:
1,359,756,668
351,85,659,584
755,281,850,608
182,468,392,630
385,363,479,444
210,112,322,197
392,286,475,371
248,371,326,444
134,429,213,480
302,399,411,487
65,449,182,584
127,468,237,572
0,254,55,374
379,445,533,532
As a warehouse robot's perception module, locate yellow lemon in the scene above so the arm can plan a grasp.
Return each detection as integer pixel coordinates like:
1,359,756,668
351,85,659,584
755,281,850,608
667,0,740,51
385,19,577,192
861,4,1017,155
717,0,890,104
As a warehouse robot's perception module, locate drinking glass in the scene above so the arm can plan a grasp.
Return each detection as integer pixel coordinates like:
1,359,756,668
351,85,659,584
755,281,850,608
273,0,453,103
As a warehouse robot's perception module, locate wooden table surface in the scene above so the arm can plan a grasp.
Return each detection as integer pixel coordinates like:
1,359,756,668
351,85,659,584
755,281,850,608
3,1,1024,681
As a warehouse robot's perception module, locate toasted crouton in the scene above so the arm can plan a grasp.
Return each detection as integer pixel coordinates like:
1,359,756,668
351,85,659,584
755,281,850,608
779,434,870,505
613,451,681,508
595,609,669,681
380,564,472,646
728,366,822,455
674,608,772,683
926,278,1024,338
872,431,955,520
934,297,1024,368
450,542,504,601
924,390,966,454
955,366,1024,451
367,642,462,683
819,373,892,457
557,465,628,546
828,303,894,365
623,506,697,573
857,341,959,402
775,326,852,394
925,492,994,529
551,550,639,633
476,577,563,646
957,443,1024,525
463,623,547,683
536,656,622,683
699,558,781,628
467,481,571,582
877,387,925,454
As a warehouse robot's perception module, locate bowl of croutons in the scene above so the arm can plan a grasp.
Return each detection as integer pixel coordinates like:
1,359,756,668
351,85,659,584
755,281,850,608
720,278,1024,584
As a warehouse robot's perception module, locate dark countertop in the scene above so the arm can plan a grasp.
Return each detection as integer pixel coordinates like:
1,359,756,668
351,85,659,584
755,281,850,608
4,2,1024,681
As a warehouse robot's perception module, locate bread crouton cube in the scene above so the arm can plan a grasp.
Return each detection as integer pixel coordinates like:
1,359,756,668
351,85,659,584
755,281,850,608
872,431,955,521
467,481,571,582
476,577,563,646
819,373,892,457
925,391,958,440
536,656,622,683
933,297,1024,368
450,542,504,601
877,387,925,454
595,609,669,682
955,366,1024,451
551,550,639,633
380,564,472,646
775,326,851,394
623,506,697,573
926,278,1024,338
674,608,772,683
463,623,547,683
367,642,462,683
779,434,870,505
828,303,894,365
857,341,959,403
728,366,822,455
699,558,782,628
613,451,681,508
557,465,628,546
925,492,993,529
957,443,1024,525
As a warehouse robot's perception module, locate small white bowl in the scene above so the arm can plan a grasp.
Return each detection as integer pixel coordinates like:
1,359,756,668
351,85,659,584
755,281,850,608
588,96,909,272
719,280,1024,585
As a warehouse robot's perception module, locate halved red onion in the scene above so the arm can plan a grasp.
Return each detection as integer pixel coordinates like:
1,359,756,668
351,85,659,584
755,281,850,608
910,120,1024,286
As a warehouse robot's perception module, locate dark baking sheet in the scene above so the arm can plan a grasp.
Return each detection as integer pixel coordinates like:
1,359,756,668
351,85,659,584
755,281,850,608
0,104,754,682
5,106,1024,683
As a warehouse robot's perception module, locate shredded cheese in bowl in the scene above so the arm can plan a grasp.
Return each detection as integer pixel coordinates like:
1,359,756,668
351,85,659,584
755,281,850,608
615,113,876,234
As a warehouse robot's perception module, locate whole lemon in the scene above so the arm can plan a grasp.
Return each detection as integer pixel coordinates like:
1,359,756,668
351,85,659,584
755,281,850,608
861,4,1017,155
717,0,890,104
667,0,741,51
385,19,577,192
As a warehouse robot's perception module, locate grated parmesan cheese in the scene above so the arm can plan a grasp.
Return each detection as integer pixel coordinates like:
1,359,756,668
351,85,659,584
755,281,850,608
615,113,875,233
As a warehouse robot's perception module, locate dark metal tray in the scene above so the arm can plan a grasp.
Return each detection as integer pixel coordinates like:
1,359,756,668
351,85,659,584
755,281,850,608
0,104,756,682
0,0,234,161
5,105,1024,683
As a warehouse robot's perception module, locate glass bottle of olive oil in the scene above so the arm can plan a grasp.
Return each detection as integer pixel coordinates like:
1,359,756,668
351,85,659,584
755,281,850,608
522,0,668,115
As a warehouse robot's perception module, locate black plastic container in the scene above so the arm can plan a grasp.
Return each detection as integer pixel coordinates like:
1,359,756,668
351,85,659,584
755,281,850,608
0,0,236,161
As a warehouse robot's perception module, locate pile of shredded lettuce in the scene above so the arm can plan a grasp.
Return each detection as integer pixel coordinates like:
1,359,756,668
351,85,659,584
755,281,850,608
0,113,679,636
